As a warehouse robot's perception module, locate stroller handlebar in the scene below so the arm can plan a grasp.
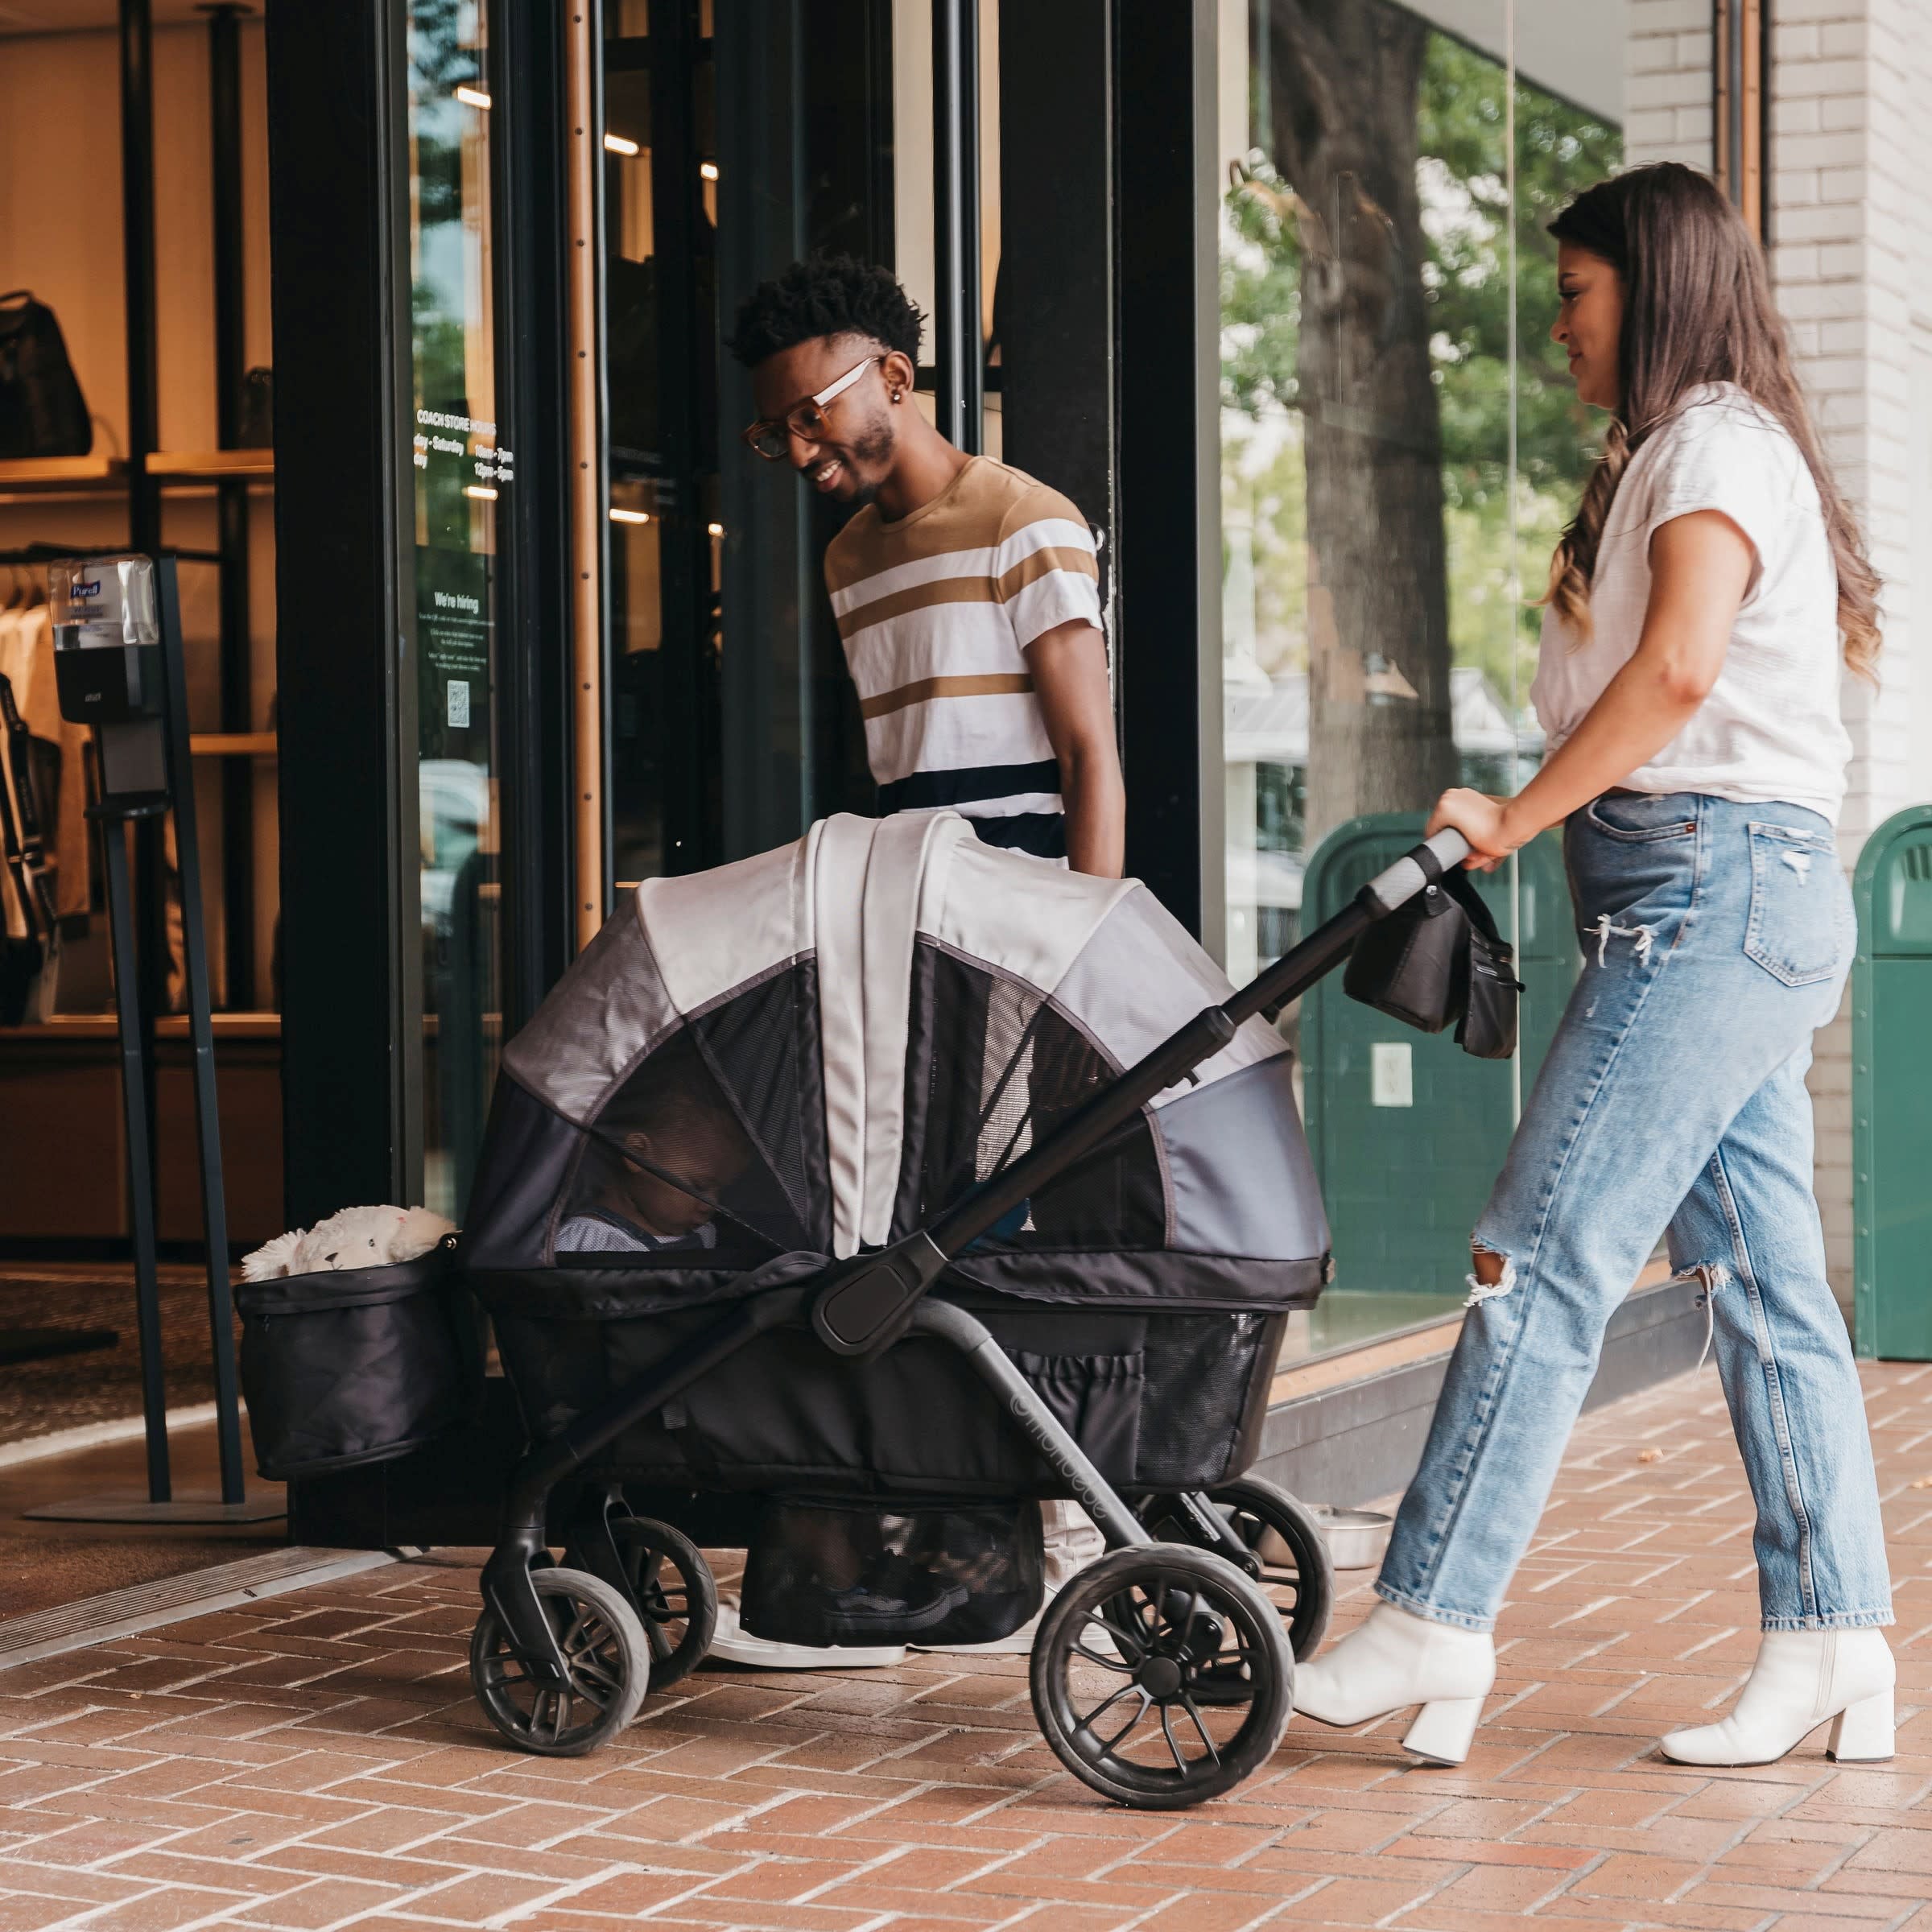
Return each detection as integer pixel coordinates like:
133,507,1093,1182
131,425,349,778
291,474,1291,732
1359,826,1472,919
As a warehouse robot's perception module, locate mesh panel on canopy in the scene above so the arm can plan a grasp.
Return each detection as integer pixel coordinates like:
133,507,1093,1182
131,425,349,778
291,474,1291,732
552,963,828,1261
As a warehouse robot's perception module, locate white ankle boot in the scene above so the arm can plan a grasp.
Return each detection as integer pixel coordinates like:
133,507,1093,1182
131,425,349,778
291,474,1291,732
1293,1602,1496,1765
1660,1629,1895,1767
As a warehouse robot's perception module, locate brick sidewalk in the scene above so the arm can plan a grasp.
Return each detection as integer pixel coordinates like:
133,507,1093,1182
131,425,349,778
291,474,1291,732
2,1360,1931,1931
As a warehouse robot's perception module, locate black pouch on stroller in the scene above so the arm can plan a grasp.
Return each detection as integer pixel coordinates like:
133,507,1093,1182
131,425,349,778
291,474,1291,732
740,1496,1044,1648
1344,861,1521,1059
237,1239,481,1479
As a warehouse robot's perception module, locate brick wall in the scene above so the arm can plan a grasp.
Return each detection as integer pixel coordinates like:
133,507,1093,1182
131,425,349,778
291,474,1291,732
1622,0,1716,167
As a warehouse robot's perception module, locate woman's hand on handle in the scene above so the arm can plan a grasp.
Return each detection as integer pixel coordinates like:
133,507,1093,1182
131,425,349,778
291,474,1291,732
1426,790,1517,873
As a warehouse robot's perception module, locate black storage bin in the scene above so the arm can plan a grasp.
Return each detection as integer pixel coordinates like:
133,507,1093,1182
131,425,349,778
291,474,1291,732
237,1239,481,1480
486,1294,1282,1497
741,1496,1044,1647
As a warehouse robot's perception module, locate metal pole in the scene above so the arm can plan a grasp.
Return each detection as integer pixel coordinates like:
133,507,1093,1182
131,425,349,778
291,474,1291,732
931,0,981,453
120,0,160,554
155,558,248,1505
101,810,171,1503
120,0,167,1189
205,2,255,1013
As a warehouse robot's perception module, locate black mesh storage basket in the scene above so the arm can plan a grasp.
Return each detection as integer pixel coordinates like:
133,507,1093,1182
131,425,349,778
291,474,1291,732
741,1496,1044,1647
237,1240,480,1480
489,1296,1282,1496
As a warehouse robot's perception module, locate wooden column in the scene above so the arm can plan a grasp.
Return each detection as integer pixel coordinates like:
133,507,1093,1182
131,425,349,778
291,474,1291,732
1715,0,1770,242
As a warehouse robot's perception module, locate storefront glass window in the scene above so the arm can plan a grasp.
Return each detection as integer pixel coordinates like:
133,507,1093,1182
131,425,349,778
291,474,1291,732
403,0,506,1218
1217,0,1700,1360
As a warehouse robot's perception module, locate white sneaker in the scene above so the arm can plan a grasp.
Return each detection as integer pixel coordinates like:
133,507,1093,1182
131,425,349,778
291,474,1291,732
707,1596,905,1671
1041,1501,1106,1591
1293,1602,1496,1765
914,1610,1041,1655
1660,1629,1895,1766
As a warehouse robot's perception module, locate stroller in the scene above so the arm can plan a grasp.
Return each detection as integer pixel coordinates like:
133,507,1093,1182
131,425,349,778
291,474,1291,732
460,810,1468,1807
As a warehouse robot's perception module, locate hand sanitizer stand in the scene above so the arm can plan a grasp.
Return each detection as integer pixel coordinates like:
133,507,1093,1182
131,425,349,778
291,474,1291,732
27,554,275,1524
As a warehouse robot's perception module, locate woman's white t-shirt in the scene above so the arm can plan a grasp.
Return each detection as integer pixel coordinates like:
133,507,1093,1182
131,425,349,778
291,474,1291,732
1530,382,1852,824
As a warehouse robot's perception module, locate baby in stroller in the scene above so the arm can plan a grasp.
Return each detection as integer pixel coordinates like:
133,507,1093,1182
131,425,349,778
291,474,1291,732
555,1087,749,1255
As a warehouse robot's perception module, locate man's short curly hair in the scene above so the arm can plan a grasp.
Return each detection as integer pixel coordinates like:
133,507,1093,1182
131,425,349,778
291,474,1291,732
724,254,924,368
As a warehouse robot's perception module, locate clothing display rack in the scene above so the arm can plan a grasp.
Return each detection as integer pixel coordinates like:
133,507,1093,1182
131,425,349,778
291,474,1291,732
0,545,118,1368
0,0,275,1018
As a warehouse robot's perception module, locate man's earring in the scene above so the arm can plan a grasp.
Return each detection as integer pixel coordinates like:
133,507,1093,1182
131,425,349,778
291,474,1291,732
891,389,902,402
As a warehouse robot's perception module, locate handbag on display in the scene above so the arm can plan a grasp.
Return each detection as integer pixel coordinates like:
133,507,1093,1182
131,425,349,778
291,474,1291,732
0,291,93,460
1343,847,1522,1061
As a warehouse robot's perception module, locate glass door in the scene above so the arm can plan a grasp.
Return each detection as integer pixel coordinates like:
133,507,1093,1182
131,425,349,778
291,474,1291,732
602,0,724,886
599,0,895,890
402,0,509,1217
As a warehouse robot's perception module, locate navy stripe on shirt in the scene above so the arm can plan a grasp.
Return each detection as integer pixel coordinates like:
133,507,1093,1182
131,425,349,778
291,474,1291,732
877,759,1062,814
963,812,1067,860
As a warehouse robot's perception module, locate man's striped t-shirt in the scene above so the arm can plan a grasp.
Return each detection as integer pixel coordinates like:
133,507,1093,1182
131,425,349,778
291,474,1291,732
824,456,1104,861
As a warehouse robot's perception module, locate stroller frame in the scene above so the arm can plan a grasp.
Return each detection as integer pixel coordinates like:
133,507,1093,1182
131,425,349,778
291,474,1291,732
473,828,1470,1805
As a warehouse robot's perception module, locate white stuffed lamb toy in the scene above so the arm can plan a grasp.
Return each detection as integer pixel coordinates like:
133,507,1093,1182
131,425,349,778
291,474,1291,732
242,1205,456,1282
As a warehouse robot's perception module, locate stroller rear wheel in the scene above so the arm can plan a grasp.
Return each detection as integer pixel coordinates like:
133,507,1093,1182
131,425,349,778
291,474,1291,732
605,1516,716,1690
470,1567,648,1757
1139,1478,1335,1660
1030,1544,1293,1809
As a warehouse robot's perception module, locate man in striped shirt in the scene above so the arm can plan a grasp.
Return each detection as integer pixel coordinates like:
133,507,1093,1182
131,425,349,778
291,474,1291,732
725,257,1117,1655
728,255,1125,874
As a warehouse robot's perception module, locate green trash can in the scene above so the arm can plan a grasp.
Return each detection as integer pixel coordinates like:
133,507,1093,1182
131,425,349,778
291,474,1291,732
1852,805,1932,1359
1300,814,1579,1302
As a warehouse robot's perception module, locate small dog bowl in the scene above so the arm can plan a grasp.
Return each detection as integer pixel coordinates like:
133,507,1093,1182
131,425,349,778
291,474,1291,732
1311,1505,1394,1571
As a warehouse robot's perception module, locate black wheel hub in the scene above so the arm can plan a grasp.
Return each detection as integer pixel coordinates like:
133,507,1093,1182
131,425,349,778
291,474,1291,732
1137,1653,1183,1699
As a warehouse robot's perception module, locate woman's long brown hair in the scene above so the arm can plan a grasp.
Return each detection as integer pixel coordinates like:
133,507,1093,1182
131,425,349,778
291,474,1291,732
1545,163,1880,678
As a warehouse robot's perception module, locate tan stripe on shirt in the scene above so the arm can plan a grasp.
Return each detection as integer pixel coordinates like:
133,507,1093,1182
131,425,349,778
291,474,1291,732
859,672,1034,720
836,547,1100,641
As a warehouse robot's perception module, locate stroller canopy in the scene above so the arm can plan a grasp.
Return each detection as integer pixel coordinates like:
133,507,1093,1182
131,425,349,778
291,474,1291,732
464,812,1328,1315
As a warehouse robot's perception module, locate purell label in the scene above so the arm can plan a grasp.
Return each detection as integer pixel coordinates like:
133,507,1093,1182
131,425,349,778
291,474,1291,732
52,555,160,650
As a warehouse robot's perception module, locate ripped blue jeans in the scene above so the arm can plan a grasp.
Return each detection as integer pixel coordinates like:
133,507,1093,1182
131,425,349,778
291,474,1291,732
1377,791,1892,1634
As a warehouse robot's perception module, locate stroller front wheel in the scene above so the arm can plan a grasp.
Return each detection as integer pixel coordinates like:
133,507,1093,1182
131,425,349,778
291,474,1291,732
605,1516,717,1690
470,1567,649,1757
1029,1544,1293,1810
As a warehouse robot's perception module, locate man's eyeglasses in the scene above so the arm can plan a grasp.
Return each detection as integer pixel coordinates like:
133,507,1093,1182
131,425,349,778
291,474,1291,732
742,354,883,461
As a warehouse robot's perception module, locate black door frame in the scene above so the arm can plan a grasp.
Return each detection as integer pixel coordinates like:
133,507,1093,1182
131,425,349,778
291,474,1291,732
266,0,574,1222
1112,0,1220,946
266,0,410,1223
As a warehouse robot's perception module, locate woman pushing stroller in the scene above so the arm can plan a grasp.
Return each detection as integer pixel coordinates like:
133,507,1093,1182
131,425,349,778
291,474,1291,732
1294,163,1894,1769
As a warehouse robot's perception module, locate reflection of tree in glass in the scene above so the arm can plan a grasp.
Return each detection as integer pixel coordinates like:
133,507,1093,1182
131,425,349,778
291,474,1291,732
1423,37,1619,701
1242,0,1455,851
409,0,477,226
408,0,488,549
1224,10,1620,848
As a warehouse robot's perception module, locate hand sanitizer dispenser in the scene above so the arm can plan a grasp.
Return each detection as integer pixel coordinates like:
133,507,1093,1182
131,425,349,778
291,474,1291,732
51,555,169,804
